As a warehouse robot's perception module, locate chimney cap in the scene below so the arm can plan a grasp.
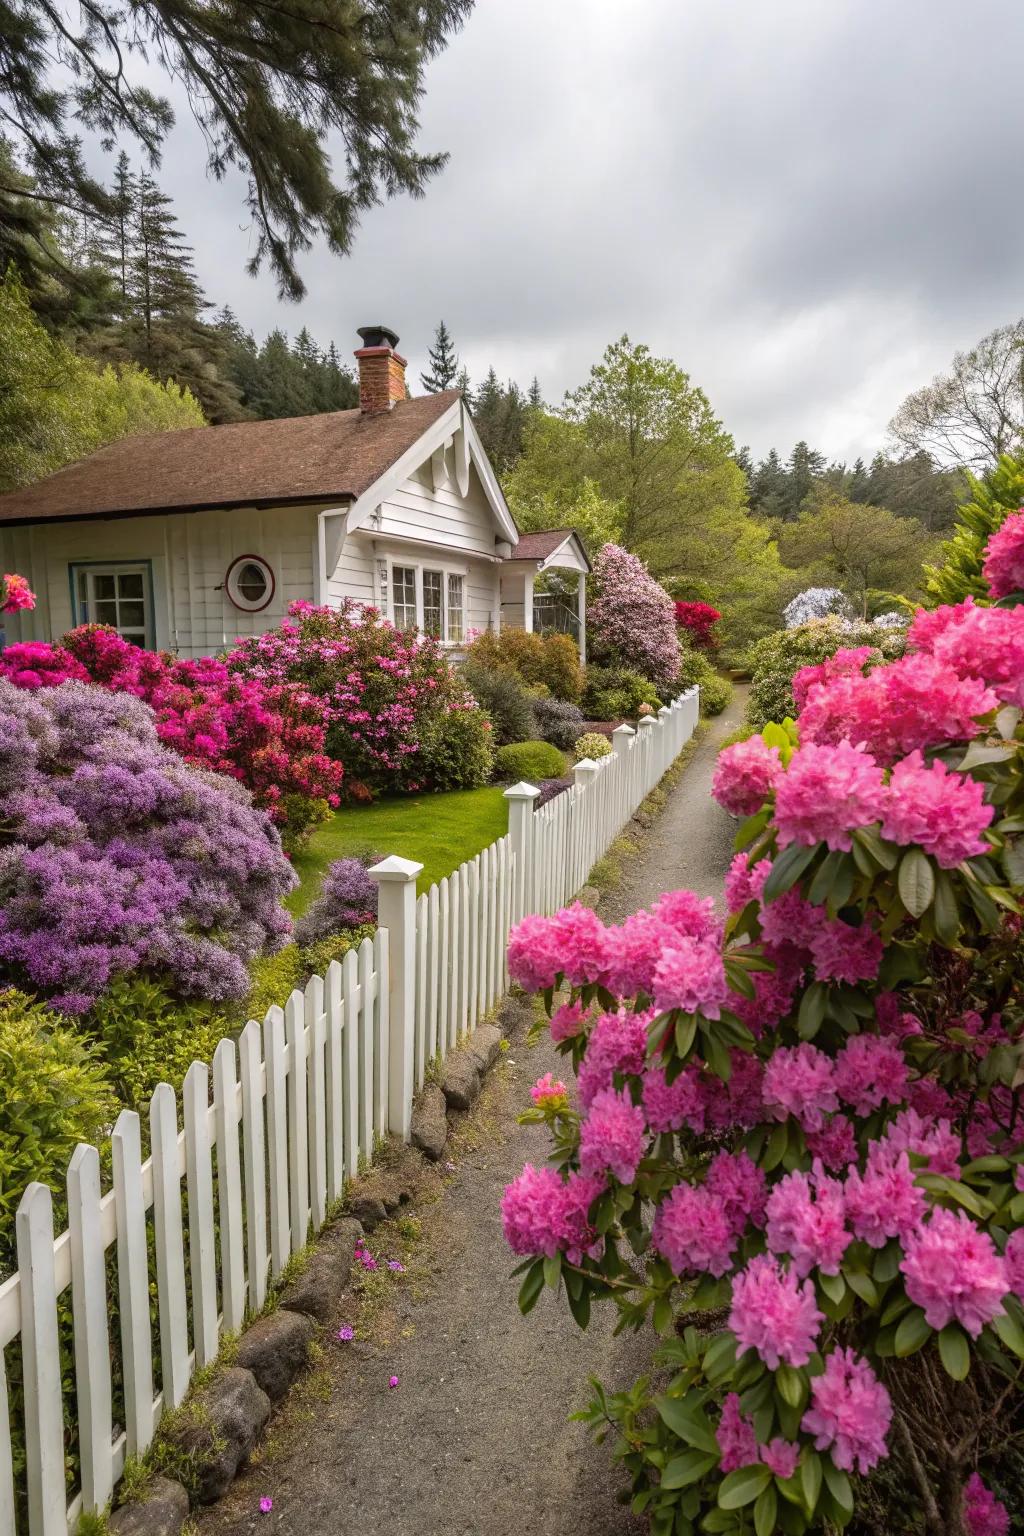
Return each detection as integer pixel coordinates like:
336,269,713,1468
357,324,400,350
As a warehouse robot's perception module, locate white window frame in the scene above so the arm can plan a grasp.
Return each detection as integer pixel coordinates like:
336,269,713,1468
69,560,155,647
380,554,470,644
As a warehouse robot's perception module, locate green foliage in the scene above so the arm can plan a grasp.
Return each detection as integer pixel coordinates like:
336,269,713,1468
471,368,529,472
466,628,584,702
86,976,229,1107
746,615,908,730
0,265,203,491
420,319,460,392
778,489,934,617
215,317,357,421
462,660,536,745
581,665,662,721
923,454,1024,607
675,646,734,716
416,702,495,790
0,0,472,300
297,925,376,983
572,731,612,762
0,989,115,1265
502,412,623,551
493,740,568,784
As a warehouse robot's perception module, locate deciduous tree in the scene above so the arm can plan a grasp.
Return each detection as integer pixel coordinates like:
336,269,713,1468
890,320,1024,469
779,489,933,616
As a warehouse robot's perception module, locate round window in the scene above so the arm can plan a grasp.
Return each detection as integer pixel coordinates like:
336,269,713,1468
225,554,275,613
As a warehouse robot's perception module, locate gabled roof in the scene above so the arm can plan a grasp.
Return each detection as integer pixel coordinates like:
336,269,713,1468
508,529,592,572
0,390,462,526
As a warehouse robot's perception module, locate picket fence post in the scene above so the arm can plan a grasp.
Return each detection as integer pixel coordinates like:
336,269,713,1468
504,780,539,923
370,855,423,1140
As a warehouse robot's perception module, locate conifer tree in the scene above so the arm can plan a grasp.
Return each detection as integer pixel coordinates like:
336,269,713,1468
455,364,473,406
528,375,543,409
420,319,460,391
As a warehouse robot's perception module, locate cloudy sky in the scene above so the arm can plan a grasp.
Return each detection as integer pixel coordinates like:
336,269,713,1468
138,0,1023,462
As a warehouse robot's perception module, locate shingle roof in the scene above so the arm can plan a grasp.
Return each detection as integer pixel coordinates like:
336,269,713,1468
510,529,578,561
0,390,461,525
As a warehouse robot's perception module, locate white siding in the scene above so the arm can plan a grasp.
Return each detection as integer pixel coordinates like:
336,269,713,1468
326,530,375,609
376,461,498,559
0,506,317,657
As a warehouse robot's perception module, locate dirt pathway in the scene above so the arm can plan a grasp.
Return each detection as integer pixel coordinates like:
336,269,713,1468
196,692,746,1536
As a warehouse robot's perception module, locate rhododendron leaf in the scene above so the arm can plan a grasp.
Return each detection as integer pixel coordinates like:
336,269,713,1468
992,1305,1024,1360
543,1253,562,1289
932,869,960,945
898,848,935,918
853,826,898,871
873,1325,897,1357
713,1013,756,1049
776,1364,807,1410
996,706,1021,740
740,1374,774,1414
763,1121,789,1172
880,1293,913,1327
724,961,756,1000
753,1484,778,1536
654,1395,719,1455
763,842,820,901
894,1307,932,1356
702,1331,738,1384
938,1325,971,1380
518,1261,546,1314
735,806,772,852
843,1269,878,1307
994,590,1024,607
565,1284,591,1330
1001,838,1024,886
674,1015,698,1058
958,741,1017,772
962,1155,1010,1177
796,982,827,1041
660,1449,717,1489
821,1460,853,1514
818,1271,846,1306
718,1463,772,1509
799,1451,823,1515
916,1173,993,1219
1009,1194,1024,1224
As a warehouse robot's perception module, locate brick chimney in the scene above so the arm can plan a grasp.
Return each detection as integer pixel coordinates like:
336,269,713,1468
354,324,407,413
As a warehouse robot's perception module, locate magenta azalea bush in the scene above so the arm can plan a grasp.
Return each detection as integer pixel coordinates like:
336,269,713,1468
0,680,294,1014
0,625,342,846
229,599,490,798
588,544,682,687
502,515,1024,1533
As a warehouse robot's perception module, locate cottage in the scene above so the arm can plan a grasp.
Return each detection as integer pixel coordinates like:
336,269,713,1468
0,325,589,659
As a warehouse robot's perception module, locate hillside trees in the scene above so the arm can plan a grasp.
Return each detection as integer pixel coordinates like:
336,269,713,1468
778,489,933,615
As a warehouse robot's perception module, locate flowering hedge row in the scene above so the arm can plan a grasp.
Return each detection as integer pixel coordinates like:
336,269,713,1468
229,599,491,797
501,514,1024,1533
0,680,294,1014
0,626,342,845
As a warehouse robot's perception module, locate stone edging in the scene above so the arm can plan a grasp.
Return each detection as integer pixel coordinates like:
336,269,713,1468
109,993,534,1534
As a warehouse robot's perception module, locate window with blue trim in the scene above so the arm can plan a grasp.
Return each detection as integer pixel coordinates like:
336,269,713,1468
71,563,153,646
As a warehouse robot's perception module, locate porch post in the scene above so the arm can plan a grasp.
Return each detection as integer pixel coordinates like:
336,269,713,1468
523,570,535,633
577,572,587,664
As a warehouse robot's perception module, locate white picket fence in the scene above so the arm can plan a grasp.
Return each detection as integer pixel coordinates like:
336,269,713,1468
0,687,699,1535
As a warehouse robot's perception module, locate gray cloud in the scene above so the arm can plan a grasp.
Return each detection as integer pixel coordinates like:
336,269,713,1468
103,0,1024,461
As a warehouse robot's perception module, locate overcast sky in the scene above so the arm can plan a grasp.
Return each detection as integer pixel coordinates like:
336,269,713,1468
136,0,1024,462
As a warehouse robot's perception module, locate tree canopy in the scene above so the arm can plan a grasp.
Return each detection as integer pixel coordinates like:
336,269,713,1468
889,320,1024,470
0,0,473,299
778,489,934,616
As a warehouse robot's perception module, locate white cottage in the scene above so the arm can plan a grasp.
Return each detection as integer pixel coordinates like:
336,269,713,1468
0,325,590,659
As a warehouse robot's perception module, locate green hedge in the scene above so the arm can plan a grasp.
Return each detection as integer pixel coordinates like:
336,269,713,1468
493,740,568,783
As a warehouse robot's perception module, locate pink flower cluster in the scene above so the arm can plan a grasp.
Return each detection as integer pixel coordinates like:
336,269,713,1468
882,750,993,867
981,507,1024,600
589,544,681,686
728,1253,823,1369
579,1088,647,1183
716,1396,799,1480
801,1348,892,1475
900,1208,1008,1336
712,737,781,817
1,573,35,613
909,596,1024,711
501,1164,605,1264
792,646,878,712
651,1152,765,1278
765,1164,850,1276
963,1473,1010,1536
773,740,887,851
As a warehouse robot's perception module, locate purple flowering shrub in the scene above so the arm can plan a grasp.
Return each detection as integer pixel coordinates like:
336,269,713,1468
0,680,295,1014
588,544,681,687
294,857,378,946
501,519,1024,1531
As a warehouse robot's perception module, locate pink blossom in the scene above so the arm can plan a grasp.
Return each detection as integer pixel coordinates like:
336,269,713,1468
1,573,36,613
963,1472,1010,1536
641,1064,707,1135
651,1181,739,1277
337,1325,354,1342
716,1394,758,1472
1003,1230,1024,1299
728,1254,824,1369
731,945,804,1037
724,851,772,914
882,750,993,867
884,1108,962,1177
507,913,565,991
773,740,887,852
551,902,613,985
793,646,877,711
809,917,883,985
801,1347,892,1475
762,1043,839,1132
602,910,678,998
759,1438,800,1480
652,887,719,941
704,1050,766,1133
843,1145,925,1248
652,936,729,1019
806,1114,859,1171
712,735,781,817
900,1208,1008,1335
259,1496,274,1514
834,1034,908,1117
530,1073,568,1108
501,1164,605,1264
765,1164,851,1276
757,888,823,951
578,1087,647,1184
576,1010,650,1109
982,509,1024,600
706,1149,767,1231
909,597,1024,710
550,999,587,1042
389,1375,399,1388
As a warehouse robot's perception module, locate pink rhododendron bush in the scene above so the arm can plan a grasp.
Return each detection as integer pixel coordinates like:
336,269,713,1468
503,516,1024,1534
588,544,682,688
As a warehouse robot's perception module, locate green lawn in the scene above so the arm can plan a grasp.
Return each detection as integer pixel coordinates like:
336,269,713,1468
288,785,510,915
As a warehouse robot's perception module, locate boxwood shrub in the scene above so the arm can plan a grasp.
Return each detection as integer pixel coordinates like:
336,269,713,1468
493,740,568,783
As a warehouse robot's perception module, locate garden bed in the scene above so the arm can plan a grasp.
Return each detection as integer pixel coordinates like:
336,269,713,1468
288,785,510,914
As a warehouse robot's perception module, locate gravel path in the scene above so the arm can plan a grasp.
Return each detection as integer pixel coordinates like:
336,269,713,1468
196,692,746,1536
